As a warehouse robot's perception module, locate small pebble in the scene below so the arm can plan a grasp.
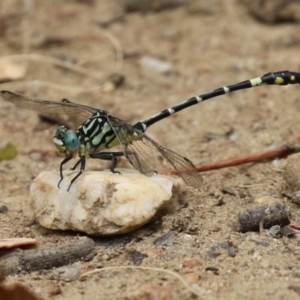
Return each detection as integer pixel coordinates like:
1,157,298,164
280,226,295,237
208,243,238,259
178,233,195,247
267,225,281,238
0,205,8,213
131,250,148,265
153,231,177,246
53,265,81,282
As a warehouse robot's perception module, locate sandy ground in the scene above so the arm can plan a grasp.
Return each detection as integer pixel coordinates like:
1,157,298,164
1,0,300,299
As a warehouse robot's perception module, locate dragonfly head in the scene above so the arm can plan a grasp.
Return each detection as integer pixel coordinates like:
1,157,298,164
53,125,80,156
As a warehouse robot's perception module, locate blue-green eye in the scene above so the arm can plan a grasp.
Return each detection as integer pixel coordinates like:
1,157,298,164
64,130,80,151
55,125,67,139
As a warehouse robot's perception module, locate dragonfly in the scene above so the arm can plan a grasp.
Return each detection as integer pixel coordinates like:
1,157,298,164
1,70,300,191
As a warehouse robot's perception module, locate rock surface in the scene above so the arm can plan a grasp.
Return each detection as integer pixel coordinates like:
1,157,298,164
30,169,187,235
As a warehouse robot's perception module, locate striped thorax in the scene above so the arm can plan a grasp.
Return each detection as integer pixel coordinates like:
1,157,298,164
53,111,121,158
77,111,119,154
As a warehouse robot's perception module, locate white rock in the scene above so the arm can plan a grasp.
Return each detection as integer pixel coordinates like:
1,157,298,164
30,169,187,235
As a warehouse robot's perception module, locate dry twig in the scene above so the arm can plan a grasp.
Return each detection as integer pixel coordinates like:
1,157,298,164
159,144,298,175
0,237,95,275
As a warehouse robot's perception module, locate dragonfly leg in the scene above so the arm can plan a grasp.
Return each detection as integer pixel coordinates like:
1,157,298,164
67,156,86,191
70,158,82,171
58,156,73,188
89,151,124,174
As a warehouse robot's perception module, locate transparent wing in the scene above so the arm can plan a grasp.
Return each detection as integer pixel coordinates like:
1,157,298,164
124,137,158,176
108,116,202,188
107,116,157,175
150,139,203,188
0,90,101,124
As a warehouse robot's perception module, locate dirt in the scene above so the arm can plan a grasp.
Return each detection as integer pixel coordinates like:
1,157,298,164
1,0,300,299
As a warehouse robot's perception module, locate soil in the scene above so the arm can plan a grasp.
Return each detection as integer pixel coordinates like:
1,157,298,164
1,0,300,299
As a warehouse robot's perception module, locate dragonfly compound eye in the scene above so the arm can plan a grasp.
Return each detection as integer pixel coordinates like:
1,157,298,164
54,125,67,139
53,125,67,147
64,130,80,151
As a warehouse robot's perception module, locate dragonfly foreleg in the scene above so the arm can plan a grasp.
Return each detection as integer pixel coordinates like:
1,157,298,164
58,156,73,188
67,156,86,191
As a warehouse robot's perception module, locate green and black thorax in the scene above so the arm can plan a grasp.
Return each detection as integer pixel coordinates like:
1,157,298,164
77,111,120,153
53,110,139,158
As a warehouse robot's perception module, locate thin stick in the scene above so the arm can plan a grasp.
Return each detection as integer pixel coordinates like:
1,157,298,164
289,220,300,230
159,144,298,175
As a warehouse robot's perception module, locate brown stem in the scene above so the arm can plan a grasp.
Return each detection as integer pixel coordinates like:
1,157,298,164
159,144,298,175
